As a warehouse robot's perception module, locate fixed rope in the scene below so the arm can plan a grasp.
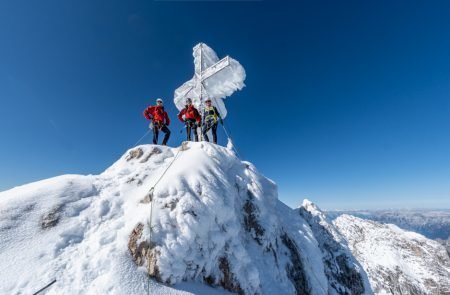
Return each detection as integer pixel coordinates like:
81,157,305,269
145,143,186,295
135,121,327,293
133,129,152,147
32,279,57,295
220,121,268,198
221,120,242,159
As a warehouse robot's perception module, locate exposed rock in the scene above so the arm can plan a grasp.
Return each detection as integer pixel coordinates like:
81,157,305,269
281,233,310,295
140,147,162,163
147,248,161,280
41,205,62,229
243,190,265,245
219,257,244,295
128,222,161,281
140,194,152,204
126,148,143,161
334,254,365,294
180,141,190,151
128,223,146,265
299,202,367,295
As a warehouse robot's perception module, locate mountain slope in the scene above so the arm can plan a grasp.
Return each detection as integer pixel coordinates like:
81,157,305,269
1,142,364,294
334,214,450,295
298,200,372,295
0,144,231,294
3,142,447,294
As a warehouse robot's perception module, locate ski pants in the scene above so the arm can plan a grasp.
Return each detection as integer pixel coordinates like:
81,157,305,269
152,123,171,145
202,122,218,144
185,119,199,142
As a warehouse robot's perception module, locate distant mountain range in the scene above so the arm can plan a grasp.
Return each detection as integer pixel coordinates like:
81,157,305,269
325,209,450,240
326,209,450,255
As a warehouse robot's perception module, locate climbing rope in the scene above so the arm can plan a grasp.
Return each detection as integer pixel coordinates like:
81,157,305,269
220,121,268,198
135,115,327,293
133,129,152,147
145,143,186,294
32,279,57,295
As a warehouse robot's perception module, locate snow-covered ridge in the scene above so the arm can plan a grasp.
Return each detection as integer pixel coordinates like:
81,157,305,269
297,200,372,295
1,142,328,294
1,142,449,294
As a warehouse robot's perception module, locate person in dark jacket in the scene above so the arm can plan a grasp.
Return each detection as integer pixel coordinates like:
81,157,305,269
202,98,223,144
143,98,171,145
178,98,201,142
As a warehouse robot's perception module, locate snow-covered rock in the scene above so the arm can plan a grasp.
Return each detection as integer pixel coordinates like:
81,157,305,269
0,142,330,294
2,142,448,295
334,214,450,295
0,144,233,294
298,200,372,295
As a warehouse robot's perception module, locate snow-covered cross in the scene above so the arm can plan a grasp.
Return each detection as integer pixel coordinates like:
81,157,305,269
174,43,246,119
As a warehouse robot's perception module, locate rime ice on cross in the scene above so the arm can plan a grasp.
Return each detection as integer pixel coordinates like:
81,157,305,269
173,43,246,120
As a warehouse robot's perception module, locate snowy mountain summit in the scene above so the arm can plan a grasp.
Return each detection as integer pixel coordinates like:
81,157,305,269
1,142,449,295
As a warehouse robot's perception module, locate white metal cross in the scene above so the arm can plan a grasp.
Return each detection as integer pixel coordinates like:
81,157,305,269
174,43,246,141
179,43,232,103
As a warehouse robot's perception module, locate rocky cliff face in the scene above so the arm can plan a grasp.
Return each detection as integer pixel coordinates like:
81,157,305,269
298,200,372,295
334,214,450,295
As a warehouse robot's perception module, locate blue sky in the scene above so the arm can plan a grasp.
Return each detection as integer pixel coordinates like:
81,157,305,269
1,1,450,209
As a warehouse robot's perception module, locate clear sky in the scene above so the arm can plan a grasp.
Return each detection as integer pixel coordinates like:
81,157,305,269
1,1,450,210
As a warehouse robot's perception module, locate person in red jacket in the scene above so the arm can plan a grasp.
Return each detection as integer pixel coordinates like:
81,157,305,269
143,98,171,145
178,98,201,142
